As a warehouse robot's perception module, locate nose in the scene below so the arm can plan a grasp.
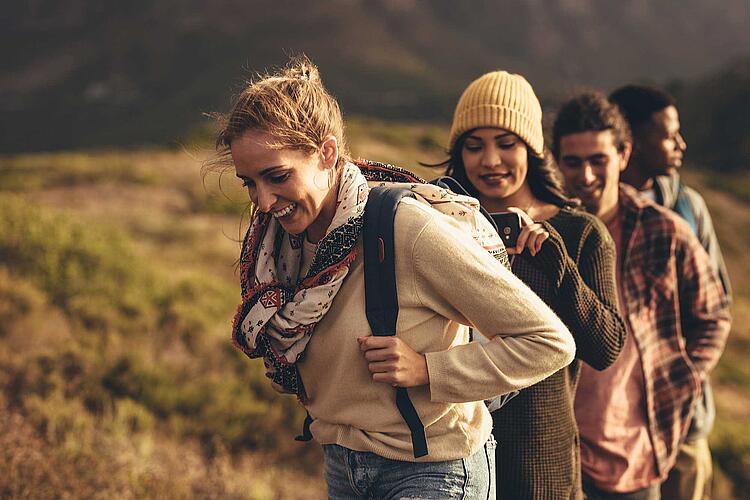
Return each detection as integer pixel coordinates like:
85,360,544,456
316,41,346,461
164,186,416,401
677,133,687,152
582,164,597,185
481,145,502,168
254,185,277,213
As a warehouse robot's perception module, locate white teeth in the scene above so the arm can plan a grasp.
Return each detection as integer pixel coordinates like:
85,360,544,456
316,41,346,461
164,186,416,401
272,203,295,218
482,173,510,179
579,184,601,194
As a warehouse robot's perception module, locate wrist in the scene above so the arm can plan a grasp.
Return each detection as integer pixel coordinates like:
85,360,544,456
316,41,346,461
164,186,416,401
535,223,566,287
419,354,430,386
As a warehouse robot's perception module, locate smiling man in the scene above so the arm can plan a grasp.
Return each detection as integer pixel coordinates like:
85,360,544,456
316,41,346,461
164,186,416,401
551,92,731,500
610,85,733,500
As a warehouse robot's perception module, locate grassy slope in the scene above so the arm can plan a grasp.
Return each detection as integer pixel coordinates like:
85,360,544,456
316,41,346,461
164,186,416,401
0,118,748,498
680,169,750,498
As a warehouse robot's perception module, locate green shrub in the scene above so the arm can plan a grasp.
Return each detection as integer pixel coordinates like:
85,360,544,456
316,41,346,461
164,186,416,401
0,268,47,336
0,192,308,460
0,193,159,332
712,417,750,497
0,152,160,191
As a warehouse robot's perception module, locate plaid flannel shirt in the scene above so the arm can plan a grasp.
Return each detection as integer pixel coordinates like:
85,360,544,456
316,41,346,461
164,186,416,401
618,184,731,477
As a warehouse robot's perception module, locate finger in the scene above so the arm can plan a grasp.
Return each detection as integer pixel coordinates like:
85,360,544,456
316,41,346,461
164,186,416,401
534,231,549,255
364,348,398,362
515,226,532,254
506,206,534,226
525,229,544,255
367,360,396,373
358,336,395,351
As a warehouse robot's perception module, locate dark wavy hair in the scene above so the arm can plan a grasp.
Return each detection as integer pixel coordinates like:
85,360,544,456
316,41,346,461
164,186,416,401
552,91,632,160
609,84,675,134
434,130,575,208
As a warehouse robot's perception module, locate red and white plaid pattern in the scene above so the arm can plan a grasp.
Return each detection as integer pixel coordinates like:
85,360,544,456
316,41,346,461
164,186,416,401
617,184,731,477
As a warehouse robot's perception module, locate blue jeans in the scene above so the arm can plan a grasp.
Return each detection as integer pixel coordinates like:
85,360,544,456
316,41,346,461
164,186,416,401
323,436,496,499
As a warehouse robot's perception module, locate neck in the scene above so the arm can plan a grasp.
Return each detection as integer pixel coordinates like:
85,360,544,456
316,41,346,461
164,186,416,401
620,161,654,191
597,198,620,225
306,179,340,244
480,183,536,214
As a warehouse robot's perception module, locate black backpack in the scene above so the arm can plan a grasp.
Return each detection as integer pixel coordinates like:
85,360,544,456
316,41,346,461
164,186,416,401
363,175,519,459
297,162,517,459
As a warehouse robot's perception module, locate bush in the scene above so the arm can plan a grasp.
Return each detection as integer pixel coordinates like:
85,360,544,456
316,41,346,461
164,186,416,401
0,193,158,332
0,192,310,465
712,417,750,498
0,152,160,191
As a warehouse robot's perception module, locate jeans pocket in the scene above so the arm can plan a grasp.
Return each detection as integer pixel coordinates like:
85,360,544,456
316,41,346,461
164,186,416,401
485,434,497,451
484,437,496,500
458,438,495,500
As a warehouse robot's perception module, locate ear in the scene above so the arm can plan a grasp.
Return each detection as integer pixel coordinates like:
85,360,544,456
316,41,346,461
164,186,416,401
618,142,632,172
319,135,339,170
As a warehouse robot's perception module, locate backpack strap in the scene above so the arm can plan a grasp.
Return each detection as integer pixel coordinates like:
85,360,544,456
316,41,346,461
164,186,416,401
674,181,699,235
294,411,314,442
364,186,428,459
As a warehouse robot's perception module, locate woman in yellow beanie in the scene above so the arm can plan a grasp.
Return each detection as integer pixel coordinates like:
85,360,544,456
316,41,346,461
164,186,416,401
443,71,627,499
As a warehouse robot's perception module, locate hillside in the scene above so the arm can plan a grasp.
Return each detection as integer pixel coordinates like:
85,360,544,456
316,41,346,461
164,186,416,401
0,120,749,498
3,0,750,152
672,57,750,171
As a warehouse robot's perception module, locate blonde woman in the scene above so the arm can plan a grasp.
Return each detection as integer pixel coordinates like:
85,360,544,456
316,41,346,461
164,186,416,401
212,57,575,499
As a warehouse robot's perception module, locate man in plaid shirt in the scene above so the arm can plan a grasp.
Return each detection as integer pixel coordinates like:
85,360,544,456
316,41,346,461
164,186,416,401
551,92,731,500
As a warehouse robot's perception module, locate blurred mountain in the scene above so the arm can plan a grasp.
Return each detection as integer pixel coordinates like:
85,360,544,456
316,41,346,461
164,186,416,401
2,0,749,152
672,56,750,171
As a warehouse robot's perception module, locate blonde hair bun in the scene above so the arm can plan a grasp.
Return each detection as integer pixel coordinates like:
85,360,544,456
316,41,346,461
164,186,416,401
213,55,348,164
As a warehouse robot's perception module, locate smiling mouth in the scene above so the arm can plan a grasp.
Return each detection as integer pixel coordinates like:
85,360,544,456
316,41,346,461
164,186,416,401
479,172,512,183
576,184,602,196
272,203,296,218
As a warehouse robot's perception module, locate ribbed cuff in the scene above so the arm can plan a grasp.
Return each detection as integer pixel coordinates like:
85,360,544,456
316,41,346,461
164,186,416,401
534,221,567,289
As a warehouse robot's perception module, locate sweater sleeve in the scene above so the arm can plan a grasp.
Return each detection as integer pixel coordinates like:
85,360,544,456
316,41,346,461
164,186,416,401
411,210,576,404
533,216,626,370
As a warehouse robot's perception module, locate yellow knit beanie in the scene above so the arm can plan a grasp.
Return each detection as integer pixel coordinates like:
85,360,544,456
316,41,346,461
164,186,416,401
449,71,544,158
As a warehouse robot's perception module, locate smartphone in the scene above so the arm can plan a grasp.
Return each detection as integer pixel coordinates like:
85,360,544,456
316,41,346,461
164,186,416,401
489,212,522,248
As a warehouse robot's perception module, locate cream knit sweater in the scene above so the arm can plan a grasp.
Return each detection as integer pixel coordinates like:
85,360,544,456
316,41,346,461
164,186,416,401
298,197,575,462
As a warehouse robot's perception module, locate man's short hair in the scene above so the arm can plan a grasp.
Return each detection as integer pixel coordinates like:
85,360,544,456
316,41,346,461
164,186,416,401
552,91,632,160
609,84,676,133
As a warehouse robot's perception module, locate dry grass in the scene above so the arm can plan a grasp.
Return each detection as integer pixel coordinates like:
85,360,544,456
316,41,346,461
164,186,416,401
0,119,747,499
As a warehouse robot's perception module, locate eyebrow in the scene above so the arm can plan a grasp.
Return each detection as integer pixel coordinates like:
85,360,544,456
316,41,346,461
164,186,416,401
560,155,582,162
561,153,607,161
235,165,285,180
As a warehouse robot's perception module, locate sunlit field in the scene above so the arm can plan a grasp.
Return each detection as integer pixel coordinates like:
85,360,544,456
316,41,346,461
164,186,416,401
1,118,748,499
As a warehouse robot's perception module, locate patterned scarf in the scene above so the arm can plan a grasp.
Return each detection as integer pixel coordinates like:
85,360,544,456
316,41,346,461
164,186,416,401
232,160,508,399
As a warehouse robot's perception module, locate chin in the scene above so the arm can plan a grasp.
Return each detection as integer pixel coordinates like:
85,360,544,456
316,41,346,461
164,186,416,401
579,198,600,215
279,218,307,236
480,186,513,201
